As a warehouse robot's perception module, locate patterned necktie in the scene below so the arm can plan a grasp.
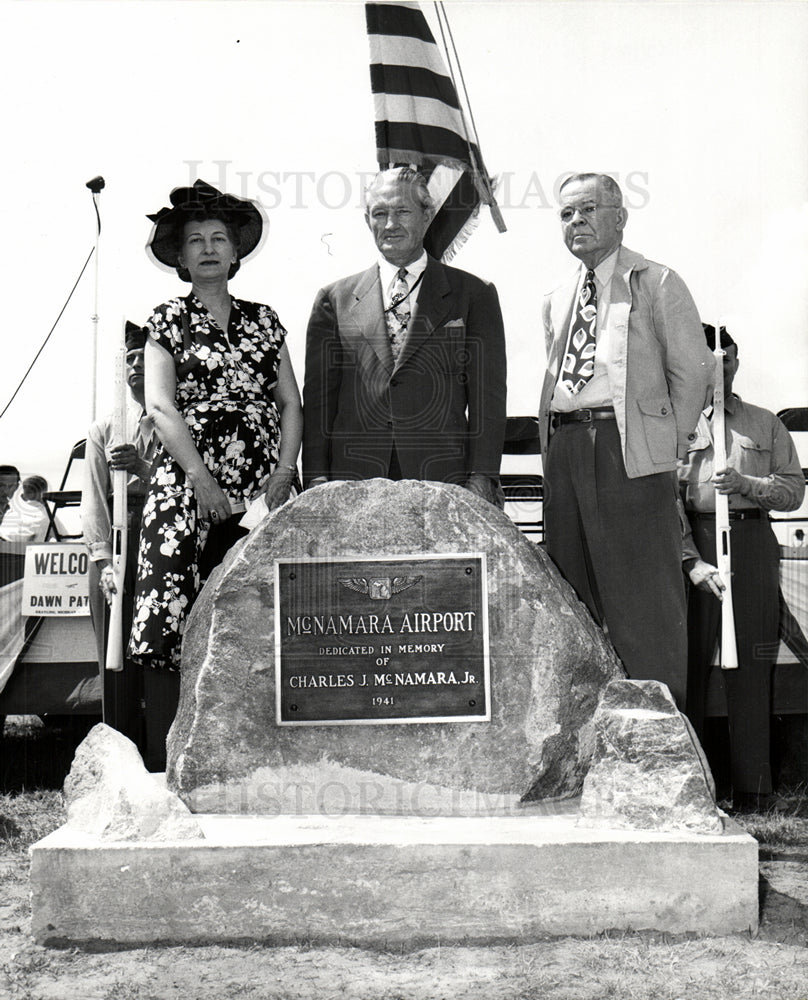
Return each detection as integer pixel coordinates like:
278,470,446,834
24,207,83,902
385,267,410,362
560,268,597,394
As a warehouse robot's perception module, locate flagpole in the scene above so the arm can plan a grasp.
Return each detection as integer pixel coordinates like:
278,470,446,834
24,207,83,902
432,1,506,233
86,175,105,424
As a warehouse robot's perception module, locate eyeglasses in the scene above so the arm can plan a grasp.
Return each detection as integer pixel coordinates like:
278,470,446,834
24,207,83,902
559,202,619,223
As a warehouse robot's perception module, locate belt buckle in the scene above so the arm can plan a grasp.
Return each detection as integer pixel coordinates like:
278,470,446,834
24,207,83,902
578,408,593,423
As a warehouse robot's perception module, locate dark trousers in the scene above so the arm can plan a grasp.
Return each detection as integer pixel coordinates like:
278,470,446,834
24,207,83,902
88,509,145,752
142,667,181,773
543,419,687,706
141,512,248,772
686,516,780,795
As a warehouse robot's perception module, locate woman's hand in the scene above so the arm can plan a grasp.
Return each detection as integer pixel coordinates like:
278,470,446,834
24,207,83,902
189,468,232,523
259,467,296,511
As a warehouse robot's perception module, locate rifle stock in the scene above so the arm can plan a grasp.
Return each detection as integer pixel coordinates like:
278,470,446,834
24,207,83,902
105,332,128,672
712,338,739,670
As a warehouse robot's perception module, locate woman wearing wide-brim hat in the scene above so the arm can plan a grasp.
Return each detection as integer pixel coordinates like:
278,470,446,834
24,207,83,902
130,180,302,768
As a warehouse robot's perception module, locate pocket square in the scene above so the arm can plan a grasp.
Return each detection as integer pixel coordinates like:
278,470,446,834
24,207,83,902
444,319,466,338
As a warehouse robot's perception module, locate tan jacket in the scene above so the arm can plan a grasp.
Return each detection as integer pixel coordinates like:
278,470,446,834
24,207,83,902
539,246,714,478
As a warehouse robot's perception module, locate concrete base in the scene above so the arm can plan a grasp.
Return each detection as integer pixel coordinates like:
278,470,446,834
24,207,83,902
30,801,758,946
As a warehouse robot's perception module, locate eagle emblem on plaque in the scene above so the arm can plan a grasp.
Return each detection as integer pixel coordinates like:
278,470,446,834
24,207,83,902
338,576,422,600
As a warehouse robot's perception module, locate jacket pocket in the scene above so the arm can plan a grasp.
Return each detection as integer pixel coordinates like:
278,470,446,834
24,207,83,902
637,394,677,464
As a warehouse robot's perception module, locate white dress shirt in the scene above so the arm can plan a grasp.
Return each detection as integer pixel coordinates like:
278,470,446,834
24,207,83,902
378,251,428,312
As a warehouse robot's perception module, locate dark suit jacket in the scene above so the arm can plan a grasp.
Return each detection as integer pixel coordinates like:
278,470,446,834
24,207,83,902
303,255,506,487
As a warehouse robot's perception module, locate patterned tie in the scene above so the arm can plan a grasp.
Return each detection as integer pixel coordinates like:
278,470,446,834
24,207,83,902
385,267,410,362
560,268,597,394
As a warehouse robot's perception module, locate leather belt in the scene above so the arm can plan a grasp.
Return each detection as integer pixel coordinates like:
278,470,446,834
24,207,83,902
692,509,763,521
551,406,615,428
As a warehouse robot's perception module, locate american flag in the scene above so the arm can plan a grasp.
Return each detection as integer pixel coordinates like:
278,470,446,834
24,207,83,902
366,0,505,261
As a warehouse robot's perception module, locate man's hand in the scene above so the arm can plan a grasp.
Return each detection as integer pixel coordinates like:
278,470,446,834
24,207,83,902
688,558,726,599
713,465,750,496
465,474,505,509
109,444,149,480
98,561,116,606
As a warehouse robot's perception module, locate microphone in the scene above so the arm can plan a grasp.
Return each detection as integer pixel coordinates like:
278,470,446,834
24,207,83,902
86,176,106,194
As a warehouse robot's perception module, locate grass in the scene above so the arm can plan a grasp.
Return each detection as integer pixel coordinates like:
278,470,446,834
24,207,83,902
0,790,65,852
741,787,808,847
1,714,807,999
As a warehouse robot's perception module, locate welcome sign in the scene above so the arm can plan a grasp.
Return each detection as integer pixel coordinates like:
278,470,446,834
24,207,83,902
22,543,90,616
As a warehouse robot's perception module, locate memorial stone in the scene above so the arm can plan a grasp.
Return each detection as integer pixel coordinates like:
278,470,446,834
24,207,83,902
169,480,624,812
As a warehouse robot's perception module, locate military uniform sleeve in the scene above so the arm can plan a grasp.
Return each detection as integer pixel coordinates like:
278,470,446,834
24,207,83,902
743,416,805,511
79,418,112,562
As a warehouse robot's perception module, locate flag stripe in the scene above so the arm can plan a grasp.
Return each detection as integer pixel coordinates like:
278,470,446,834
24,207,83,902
366,0,503,260
366,2,435,43
369,63,459,110
373,93,468,138
368,35,441,73
375,120,478,165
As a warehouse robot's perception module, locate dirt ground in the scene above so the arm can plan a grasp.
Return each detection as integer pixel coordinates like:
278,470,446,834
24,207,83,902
2,851,808,1000
1,717,807,1000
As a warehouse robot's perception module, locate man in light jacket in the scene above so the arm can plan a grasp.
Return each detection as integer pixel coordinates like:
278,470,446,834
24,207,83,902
539,172,714,706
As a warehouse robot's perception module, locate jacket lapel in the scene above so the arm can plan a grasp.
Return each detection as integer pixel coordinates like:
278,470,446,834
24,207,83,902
546,272,579,381
394,256,451,372
350,265,394,373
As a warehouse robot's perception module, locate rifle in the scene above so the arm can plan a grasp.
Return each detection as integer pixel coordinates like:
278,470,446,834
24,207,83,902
105,328,128,672
712,334,738,670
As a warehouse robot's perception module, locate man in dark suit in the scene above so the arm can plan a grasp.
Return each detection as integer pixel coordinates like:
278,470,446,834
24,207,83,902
303,167,506,504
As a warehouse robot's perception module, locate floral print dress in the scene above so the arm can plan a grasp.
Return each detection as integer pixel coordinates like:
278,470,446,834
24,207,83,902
129,294,286,670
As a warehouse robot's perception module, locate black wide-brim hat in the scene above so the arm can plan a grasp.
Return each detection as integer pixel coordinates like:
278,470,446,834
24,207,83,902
145,179,268,275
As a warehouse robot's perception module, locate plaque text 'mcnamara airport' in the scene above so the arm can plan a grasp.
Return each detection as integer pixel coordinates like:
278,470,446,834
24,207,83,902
275,554,490,725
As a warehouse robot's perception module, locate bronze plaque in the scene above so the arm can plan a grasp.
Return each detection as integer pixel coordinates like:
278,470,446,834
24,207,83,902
275,554,490,725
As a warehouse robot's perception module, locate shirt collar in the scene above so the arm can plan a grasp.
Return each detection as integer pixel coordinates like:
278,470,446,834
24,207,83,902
588,247,619,288
378,250,428,291
704,392,740,420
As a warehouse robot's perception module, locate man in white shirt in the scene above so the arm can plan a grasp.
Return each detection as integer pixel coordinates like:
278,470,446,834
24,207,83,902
303,167,506,505
538,173,714,707
80,323,157,749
